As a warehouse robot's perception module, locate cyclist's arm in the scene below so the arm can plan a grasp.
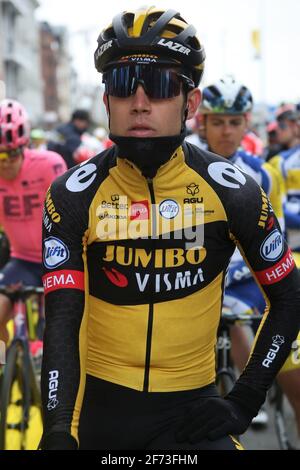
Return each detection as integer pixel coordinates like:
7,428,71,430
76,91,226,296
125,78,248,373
226,173,300,413
40,171,88,449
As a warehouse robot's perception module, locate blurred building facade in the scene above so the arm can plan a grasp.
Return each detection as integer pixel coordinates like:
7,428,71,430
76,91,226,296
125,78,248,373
0,0,43,122
40,21,77,126
0,1,106,128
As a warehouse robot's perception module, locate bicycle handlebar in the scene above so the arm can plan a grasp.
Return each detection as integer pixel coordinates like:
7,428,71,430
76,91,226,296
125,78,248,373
0,285,44,298
221,307,263,324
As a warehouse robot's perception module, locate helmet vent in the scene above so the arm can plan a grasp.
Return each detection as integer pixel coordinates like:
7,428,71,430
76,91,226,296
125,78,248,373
6,130,12,144
18,125,24,138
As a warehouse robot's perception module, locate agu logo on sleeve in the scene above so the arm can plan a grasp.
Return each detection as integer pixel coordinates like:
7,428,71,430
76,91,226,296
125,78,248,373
260,230,283,262
43,237,70,269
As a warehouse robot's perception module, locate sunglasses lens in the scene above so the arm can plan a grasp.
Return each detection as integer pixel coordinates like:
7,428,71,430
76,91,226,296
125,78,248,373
0,150,21,160
278,122,288,130
103,65,184,99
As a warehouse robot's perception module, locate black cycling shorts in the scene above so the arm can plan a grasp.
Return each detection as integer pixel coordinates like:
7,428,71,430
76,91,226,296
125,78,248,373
0,257,42,288
78,375,243,450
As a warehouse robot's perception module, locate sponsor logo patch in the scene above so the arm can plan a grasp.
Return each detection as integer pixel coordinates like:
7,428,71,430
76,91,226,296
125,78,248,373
157,39,191,56
262,335,285,368
42,270,84,294
66,162,97,192
208,162,246,189
130,200,149,221
255,249,295,285
260,230,283,261
103,267,128,287
159,199,179,219
47,370,59,411
186,183,199,196
258,188,271,229
43,237,70,269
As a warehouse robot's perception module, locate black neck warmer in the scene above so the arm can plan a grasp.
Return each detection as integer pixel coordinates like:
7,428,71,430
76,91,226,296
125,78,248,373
109,128,187,179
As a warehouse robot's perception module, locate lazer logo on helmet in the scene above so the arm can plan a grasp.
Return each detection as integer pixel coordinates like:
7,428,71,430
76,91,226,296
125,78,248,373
43,237,70,269
95,40,113,60
260,230,283,262
157,39,191,56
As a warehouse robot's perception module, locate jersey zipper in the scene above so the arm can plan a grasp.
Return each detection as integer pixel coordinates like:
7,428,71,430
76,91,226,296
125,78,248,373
143,178,156,392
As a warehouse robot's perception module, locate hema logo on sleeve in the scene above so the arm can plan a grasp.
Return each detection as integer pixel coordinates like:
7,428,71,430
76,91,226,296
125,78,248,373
260,230,283,262
43,237,70,269
208,162,247,189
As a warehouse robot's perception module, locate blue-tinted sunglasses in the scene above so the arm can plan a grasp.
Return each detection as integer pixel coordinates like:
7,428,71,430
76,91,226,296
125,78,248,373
103,64,194,99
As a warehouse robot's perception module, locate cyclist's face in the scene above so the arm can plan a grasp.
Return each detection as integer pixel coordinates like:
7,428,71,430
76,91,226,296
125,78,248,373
0,149,23,180
104,85,201,137
205,114,247,157
276,119,298,146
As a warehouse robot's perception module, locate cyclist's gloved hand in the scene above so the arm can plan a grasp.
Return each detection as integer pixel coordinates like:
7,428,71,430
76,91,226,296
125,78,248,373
39,432,78,450
176,383,265,443
176,397,253,443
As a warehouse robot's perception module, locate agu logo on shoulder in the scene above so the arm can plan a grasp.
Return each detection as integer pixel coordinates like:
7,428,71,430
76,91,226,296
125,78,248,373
43,237,70,269
260,230,283,262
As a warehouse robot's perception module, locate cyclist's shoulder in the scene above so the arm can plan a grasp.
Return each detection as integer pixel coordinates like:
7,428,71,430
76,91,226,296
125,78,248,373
183,144,261,206
235,149,263,172
184,141,234,169
280,144,300,161
24,147,64,164
49,146,117,194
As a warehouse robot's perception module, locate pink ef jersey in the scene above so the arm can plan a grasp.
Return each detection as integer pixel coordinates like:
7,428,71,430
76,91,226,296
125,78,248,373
0,148,67,263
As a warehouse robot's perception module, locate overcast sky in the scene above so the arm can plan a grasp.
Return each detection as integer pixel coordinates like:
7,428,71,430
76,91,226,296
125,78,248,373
36,0,300,105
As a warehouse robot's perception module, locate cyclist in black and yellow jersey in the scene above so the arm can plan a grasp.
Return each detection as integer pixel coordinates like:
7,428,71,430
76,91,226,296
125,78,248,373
40,7,300,450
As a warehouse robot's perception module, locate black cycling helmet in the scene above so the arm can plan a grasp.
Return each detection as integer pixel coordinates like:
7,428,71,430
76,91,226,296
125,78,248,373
94,6,205,87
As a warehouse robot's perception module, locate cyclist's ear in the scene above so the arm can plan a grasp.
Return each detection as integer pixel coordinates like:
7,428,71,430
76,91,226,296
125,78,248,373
103,93,109,114
186,88,201,121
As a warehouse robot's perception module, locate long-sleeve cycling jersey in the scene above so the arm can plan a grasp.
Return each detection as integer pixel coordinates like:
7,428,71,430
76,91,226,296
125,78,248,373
226,148,285,280
269,145,300,250
41,143,300,444
0,148,67,262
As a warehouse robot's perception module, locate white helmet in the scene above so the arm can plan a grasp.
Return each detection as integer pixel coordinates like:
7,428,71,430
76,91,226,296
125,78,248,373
201,75,253,114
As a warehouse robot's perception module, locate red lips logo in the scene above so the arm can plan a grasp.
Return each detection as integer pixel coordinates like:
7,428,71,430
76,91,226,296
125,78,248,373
102,267,128,287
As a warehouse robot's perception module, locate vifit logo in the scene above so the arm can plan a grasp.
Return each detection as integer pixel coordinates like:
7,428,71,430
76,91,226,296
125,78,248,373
43,237,70,269
0,340,5,365
260,230,283,262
